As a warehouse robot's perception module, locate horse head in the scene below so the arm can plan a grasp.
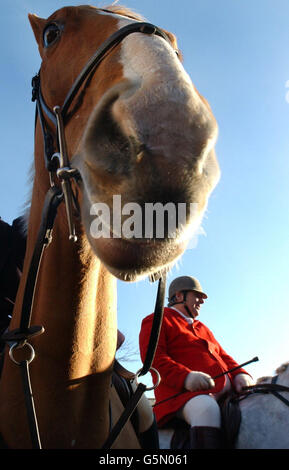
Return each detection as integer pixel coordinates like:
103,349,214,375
29,5,220,281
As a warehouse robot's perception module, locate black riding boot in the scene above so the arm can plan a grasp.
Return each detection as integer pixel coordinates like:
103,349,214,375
189,426,223,449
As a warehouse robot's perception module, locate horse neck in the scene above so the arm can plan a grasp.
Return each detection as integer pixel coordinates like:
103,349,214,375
2,149,118,448
10,160,117,378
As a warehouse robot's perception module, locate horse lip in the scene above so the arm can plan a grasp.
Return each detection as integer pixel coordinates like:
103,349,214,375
89,211,185,244
88,233,187,282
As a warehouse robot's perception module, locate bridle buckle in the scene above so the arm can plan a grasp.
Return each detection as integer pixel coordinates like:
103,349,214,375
51,106,79,242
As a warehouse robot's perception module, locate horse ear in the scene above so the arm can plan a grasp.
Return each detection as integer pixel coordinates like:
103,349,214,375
28,14,46,45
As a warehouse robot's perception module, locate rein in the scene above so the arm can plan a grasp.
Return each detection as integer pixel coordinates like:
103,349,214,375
238,375,289,409
2,19,172,449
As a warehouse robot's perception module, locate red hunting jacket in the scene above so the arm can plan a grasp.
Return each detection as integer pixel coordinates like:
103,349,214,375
139,307,249,427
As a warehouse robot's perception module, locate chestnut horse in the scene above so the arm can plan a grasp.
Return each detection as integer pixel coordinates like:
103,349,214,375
0,5,219,448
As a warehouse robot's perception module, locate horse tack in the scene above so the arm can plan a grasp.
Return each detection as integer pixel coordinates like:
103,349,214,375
2,18,173,449
32,22,170,167
239,376,289,409
168,375,289,451
32,21,171,242
215,374,289,450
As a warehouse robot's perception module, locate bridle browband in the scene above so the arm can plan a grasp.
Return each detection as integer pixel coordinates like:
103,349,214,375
2,19,172,450
41,22,170,128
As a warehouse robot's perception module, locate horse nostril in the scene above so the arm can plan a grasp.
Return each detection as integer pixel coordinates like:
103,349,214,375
83,87,151,177
83,97,133,175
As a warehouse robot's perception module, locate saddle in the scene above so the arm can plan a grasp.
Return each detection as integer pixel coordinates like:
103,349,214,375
169,393,242,449
112,360,139,436
112,360,159,449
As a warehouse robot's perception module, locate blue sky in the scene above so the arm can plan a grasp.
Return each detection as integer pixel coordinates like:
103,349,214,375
1,0,289,392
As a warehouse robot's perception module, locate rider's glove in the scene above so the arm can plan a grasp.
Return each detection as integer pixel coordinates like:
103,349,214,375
184,371,215,391
233,373,254,393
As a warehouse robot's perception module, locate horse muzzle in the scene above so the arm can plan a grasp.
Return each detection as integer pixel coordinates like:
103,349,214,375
71,79,219,280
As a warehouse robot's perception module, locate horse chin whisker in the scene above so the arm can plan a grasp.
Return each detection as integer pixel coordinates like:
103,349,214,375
148,265,172,283
109,262,174,283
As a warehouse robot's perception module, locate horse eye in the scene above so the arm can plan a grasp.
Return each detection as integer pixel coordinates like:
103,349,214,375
43,23,62,48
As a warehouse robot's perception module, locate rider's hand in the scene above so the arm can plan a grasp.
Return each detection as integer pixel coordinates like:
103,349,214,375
184,371,215,391
234,373,254,393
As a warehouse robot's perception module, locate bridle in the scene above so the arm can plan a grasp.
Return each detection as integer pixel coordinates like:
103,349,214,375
238,374,289,409
32,20,173,242
2,18,174,449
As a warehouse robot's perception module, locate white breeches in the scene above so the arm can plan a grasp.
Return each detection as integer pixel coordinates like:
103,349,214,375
177,394,221,427
177,376,232,428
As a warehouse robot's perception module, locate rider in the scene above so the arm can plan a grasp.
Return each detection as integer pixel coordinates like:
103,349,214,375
139,275,254,449
0,217,26,340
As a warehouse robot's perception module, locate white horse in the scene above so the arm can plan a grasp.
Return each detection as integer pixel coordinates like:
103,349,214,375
236,362,289,449
158,362,289,449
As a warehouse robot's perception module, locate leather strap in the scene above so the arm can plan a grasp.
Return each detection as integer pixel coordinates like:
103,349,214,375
32,74,57,172
20,359,42,449
102,274,166,449
2,186,63,345
32,22,171,172
61,22,170,122
239,376,289,409
243,383,289,394
139,274,166,376
102,382,146,450
271,390,289,408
